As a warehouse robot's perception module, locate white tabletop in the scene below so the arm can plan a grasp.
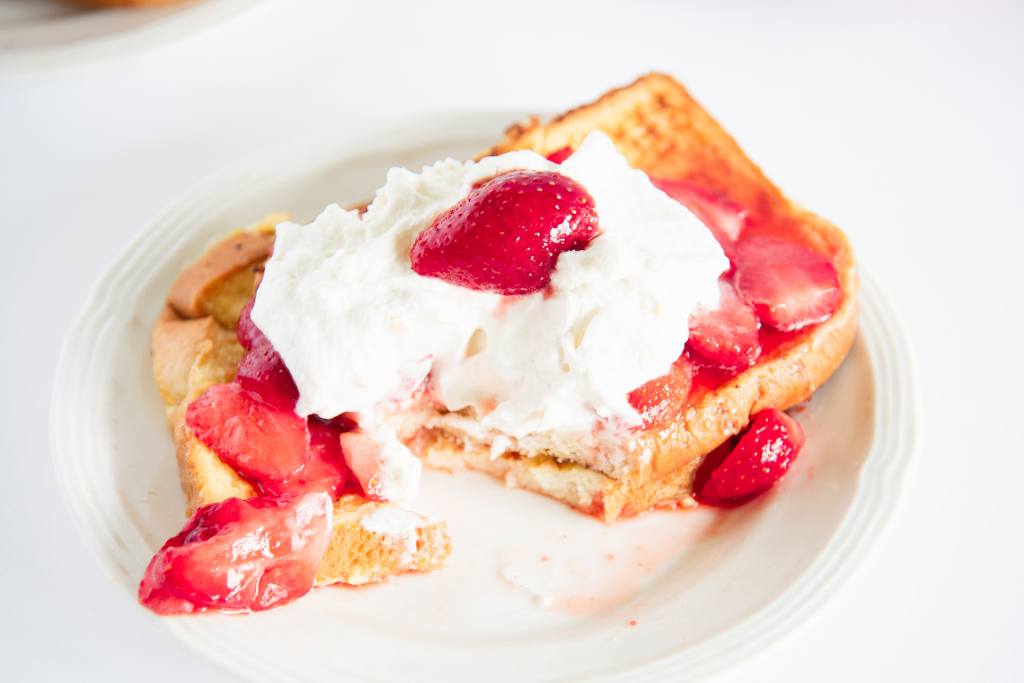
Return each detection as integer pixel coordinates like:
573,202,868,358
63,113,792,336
3,0,1021,680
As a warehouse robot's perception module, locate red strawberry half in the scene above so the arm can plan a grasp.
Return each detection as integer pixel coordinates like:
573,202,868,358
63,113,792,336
687,279,761,371
235,297,298,410
139,492,333,614
546,147,574,164
186,383,348,499
236,297,262,352
693,408,805,507
652,178,748,259
627,353,694,430
733,236,841,332
338,430,390,500
410,170,599,295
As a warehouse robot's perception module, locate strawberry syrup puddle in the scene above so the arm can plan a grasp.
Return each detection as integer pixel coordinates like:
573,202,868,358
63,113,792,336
495,507,721,615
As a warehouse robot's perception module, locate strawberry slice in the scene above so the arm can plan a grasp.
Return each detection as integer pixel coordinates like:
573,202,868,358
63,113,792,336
627,353,694,430
236,297,262,351
236,340,299,410
236,297,299,409
687,280,761,371
139,492,333,614
652,178,748,257
339,430,390,500
186,383,348,498
187,383,308,484
300,418,352,497
733,236,841,331
693,408,805,507
410,170,599,295
546,146,574,164
338,427,422,503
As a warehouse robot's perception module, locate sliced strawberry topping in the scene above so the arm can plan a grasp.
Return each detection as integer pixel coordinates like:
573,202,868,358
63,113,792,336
733,236,840,332
186,383,348,498
235,297,298,409
687,280,761,371
236,341,299,410
300,418,352,497
652,179,748,258
187,383,307,483
313,412,359,433
236,297,261,351
693,408,805,507
338,430,388,500
410,170,599,295
338,427,421,503
139,492,333,614
627,354,694,430
546,146,574,164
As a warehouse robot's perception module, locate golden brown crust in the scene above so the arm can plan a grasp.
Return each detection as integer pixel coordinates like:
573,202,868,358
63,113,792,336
484,73,784,229
167,224,277,326
151,308,221,408
152,305,245,438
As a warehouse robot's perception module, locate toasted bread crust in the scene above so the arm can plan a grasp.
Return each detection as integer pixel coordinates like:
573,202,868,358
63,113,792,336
152,73,857,546
167,219,279,326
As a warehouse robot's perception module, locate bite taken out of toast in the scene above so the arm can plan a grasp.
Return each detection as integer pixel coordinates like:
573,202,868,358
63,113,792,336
147,73,856,614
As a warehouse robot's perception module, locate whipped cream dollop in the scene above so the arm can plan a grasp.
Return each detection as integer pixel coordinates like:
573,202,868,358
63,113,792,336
253,132,728,497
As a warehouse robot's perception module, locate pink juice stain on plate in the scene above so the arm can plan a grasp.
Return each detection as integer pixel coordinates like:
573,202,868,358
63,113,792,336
497,507,721,615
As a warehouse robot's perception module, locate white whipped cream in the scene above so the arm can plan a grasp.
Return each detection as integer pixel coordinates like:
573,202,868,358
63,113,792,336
253,132,728,497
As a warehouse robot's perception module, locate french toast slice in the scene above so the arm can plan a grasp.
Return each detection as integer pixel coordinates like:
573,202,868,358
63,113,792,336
152,71,857,584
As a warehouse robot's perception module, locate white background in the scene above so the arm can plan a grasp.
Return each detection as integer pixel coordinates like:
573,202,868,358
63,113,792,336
2,0,1022,680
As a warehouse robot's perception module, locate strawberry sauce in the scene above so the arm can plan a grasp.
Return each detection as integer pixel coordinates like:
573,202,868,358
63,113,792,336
630,174,839,426
140,297,358,615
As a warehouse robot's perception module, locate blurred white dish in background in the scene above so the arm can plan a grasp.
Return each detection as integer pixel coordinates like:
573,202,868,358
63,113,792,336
0,0,262,76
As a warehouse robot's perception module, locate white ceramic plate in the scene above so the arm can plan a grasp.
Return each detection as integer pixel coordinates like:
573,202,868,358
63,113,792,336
0,0,261,76
52,111,918,682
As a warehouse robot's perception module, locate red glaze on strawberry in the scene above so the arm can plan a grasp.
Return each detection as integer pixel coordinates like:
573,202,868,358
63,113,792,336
236,297,261,351
627,354,694,430
338,430,389,500
693,408,805,507
236,297,298,409
313,412,359,433
652,179,748,258
301,418,352,496
687,280,761,371
546,147,573,164
186,383,348,498
410,170,599,295
139,492,333,614
236,340,299,410
733,236,840,332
